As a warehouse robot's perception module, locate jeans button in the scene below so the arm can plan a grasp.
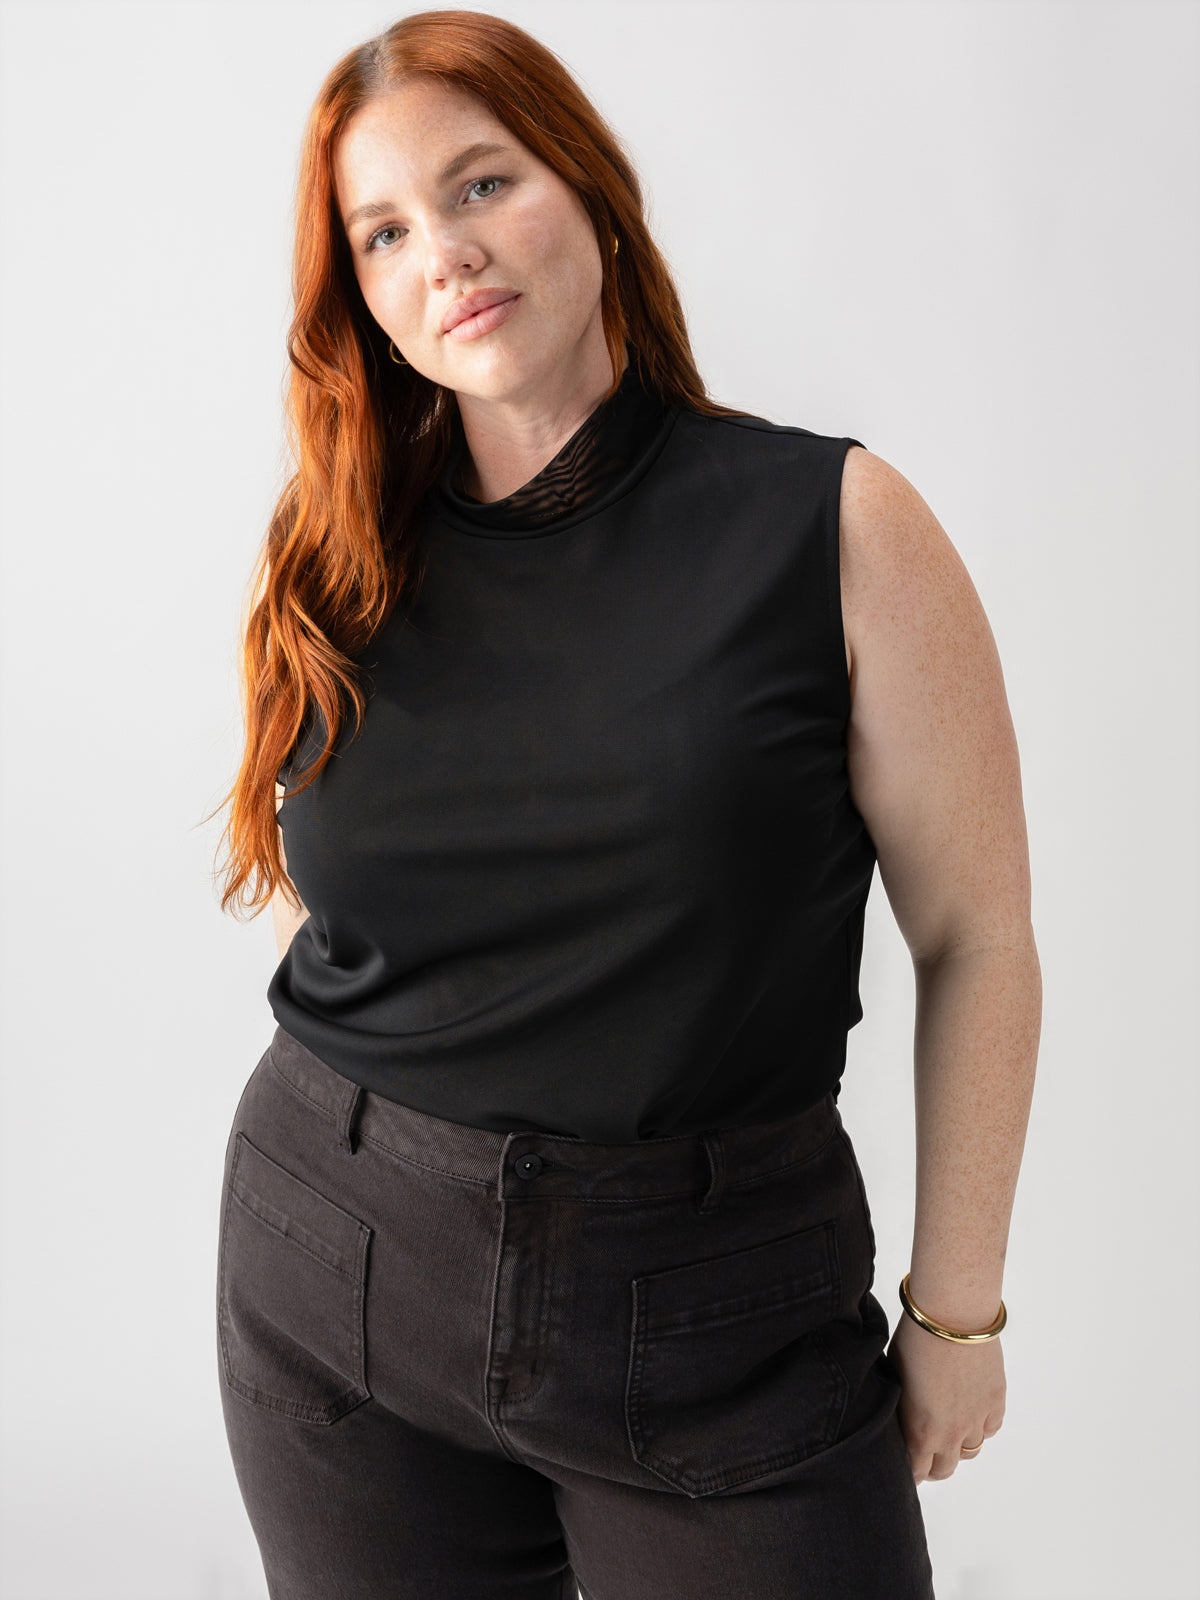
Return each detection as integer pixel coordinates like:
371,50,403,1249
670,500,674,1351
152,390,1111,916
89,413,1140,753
514,1152,544,1180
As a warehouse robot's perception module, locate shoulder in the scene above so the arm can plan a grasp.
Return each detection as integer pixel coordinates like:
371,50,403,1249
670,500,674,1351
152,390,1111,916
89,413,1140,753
839,444,940,543
837,445,977,692
839,445,944,556
671,407,863,517
834,448,1031,958
676,405,853,461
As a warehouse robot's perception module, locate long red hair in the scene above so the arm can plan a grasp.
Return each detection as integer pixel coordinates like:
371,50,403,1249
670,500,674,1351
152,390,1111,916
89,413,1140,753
210,8,748,918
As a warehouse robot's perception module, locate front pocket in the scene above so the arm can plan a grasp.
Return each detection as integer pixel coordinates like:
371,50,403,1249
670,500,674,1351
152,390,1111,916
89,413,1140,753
624,1219,849,1497
217,1132,372,1424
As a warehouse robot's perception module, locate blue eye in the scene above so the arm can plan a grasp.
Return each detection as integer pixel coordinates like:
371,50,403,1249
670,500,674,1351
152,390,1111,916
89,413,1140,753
365,224,404,253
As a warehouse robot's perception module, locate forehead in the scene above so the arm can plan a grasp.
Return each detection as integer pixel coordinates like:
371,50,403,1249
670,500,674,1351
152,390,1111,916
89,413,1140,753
333,79,516,208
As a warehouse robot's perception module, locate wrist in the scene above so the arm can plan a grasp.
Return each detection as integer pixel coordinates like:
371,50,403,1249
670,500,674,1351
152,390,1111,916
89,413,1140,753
903,1271,1005,1332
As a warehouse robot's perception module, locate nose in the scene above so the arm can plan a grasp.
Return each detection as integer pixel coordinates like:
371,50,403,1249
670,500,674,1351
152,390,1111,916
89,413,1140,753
421,223,487,288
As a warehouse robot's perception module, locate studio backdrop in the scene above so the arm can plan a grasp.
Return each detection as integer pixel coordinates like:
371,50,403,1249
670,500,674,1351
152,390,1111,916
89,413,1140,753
0,2,1195,1598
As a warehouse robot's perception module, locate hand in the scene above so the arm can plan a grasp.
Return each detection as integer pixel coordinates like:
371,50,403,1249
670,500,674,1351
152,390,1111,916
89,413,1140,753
886,1311,1006,1482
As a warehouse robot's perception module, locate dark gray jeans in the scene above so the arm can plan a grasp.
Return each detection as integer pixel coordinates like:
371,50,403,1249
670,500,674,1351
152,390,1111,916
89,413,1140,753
216,1026,935,1599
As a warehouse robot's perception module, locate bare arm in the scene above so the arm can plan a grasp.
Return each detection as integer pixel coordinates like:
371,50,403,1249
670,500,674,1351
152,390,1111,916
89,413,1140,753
839,446,1042,1481
272,781,310,961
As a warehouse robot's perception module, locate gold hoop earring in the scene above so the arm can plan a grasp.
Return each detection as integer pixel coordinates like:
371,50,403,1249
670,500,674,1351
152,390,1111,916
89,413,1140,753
612,236,619,255
388,340,409,366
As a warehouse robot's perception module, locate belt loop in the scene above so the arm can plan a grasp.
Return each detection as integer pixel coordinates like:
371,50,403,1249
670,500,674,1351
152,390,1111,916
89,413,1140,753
336,1081,365,1155
697,1130,726,1214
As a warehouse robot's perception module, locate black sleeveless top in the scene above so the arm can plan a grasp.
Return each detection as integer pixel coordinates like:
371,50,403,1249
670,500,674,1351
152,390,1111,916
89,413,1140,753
269,366,875,1140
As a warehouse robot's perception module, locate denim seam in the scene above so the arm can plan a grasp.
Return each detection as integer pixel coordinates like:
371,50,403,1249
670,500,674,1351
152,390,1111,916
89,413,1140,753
268,1052,497,1187
228,1184,361,1282
267,1052,351,1126
624,1216,847,1496
494,1120,844,1204
628,1377,848,1497
501,1197,561,1406
217,1136,371,1425
268,1048,840,1195
482,1188,528,1466
355,1127,496,1187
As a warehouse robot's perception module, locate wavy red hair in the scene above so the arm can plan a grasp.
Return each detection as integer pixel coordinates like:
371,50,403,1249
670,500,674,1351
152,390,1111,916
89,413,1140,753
210,8,748,918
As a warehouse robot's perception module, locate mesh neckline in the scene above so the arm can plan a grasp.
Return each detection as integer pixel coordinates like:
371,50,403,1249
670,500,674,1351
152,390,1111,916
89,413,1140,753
433,360,668,536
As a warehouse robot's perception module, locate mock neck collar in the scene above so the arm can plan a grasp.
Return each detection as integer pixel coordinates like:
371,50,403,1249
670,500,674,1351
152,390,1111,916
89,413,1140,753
433,360,669,536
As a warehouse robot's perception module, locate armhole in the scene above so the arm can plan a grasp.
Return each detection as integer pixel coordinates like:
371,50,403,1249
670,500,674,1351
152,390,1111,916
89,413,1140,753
825,436,866,727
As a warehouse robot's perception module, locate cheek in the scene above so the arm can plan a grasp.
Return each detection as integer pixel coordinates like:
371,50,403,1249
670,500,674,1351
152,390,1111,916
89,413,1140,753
508,201,561,269
513,196,600,287
559,231,603,308
358,267,418,337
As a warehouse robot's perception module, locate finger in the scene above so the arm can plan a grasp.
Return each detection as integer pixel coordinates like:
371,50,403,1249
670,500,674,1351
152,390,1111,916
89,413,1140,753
926,1449,959,1481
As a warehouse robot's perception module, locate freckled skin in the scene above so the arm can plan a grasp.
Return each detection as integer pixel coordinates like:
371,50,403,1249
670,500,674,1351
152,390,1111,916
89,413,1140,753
837,445,1041,1482
333,78,617,501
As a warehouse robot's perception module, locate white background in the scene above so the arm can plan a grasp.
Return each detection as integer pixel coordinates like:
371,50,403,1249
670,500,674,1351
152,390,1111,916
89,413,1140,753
0,1,1196,1597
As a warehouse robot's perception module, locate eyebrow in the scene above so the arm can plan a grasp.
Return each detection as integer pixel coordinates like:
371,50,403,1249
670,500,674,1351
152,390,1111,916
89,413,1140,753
342,142,516,232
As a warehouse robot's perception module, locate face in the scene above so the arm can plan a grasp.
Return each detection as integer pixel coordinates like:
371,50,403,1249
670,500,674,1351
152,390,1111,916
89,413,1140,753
333,78,609,407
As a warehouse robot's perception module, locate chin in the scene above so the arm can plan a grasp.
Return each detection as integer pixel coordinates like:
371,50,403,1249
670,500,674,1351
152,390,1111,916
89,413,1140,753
444,346,553,406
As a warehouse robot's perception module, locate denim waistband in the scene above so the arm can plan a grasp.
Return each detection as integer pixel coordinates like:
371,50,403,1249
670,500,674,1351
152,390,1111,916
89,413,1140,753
265,1024,842,1209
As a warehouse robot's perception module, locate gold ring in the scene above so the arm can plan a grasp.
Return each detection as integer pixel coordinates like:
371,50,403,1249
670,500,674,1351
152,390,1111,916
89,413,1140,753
960,1438,985,1456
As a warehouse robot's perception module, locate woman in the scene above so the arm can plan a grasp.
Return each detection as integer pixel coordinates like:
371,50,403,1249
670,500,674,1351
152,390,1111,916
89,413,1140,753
213,10,1041,1598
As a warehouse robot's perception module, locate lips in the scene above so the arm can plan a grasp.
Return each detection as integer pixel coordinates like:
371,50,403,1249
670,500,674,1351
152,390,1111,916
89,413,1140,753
441,288,519,335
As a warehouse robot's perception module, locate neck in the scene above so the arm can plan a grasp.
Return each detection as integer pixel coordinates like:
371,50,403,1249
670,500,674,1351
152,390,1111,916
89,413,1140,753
454,335,627,504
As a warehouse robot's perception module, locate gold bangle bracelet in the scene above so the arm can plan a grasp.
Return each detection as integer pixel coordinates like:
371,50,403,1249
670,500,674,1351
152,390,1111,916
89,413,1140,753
898,1273,1007,1343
